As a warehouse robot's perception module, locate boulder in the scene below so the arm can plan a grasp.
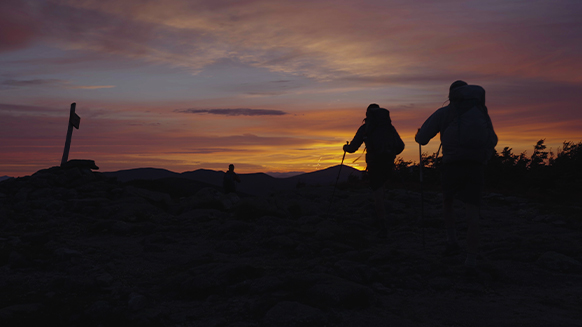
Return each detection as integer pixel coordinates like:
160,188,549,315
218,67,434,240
61,159,99,170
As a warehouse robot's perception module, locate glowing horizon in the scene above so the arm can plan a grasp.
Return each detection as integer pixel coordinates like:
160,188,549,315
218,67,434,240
1,0,581,177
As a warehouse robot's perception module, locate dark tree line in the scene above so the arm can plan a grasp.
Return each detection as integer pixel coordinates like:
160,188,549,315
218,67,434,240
485,140,581,196
392,140,582,201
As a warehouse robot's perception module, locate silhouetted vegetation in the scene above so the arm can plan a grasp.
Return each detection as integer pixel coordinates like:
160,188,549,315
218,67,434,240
391,139,582,203
489,140,582,201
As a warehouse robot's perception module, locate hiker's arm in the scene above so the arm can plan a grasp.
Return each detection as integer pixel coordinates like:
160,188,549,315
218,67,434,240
486,114,498,148
343,125,365,153
415,110,443,145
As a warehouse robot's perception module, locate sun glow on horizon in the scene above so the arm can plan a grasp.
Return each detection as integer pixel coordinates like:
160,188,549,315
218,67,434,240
1,0,581,177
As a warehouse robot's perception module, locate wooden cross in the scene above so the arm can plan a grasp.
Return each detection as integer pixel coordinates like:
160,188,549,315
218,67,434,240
60,103,81,166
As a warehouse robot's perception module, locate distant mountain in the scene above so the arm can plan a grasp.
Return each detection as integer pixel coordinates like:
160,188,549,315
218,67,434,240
180,169,289,196
181,166,363,196
286,165,362,186
105,165,363,196
180,169,225,186
103,168,179,182
265,171,305,178
0,176,12,182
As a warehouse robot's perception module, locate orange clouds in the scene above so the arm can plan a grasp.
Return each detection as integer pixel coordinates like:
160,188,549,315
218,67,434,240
1,96,580,177
0,102,365,176
1,1,582,177
4,0,579,89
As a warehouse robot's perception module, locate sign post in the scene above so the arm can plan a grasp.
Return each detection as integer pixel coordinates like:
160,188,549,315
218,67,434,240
61,103,80,166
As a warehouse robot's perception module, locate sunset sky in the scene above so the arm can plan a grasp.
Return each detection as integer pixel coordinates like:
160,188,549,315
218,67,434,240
1,0,581,177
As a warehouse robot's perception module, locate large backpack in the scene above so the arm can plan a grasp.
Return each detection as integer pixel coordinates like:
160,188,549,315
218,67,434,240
442,85,496,163
364,107,405,158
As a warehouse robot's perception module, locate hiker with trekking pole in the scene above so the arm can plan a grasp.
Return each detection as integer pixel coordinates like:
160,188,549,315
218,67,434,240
415,81,498,269
343,104,405,238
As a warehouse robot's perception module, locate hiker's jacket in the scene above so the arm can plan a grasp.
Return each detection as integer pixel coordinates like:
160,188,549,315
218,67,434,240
415,85,498,164
223,171,240,193
344,124,366,154
344,123,403,164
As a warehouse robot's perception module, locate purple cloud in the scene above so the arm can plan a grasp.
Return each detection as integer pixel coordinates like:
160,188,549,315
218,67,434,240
0,0,40,52
1,79,67,87
177,108,287,116
0,79,115,90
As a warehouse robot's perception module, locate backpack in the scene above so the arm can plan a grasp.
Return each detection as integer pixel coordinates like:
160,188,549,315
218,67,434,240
364,107,405,157
442,85,496,163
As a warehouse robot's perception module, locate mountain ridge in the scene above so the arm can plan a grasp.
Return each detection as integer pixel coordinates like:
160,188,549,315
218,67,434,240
104,165,363,196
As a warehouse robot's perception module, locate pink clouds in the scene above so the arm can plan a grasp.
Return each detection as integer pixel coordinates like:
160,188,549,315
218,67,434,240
4,0,582,86
0,103,360,176
0,1,40,52
1,79,115,90
1,0,581,177
0,96,579,177
178,108,287,116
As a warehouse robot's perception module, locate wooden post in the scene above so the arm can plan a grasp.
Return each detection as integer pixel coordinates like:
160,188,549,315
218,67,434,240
61,103,80,166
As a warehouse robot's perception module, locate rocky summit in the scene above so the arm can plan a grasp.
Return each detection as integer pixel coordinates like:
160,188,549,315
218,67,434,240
0,165,581,326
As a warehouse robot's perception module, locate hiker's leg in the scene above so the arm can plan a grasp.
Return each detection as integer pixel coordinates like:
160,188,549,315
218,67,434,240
464,163,483,267
374,184,386,226
374,182,390,238
443,194,457,244
370,156,392,237
465,203,480,266
441,163,458,245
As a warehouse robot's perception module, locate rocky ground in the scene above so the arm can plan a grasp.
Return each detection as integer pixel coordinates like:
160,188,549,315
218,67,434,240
0,166,581,326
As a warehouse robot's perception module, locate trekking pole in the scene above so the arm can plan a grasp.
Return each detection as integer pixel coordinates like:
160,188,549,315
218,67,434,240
329,142,348,211
435,143,442,164
419,136,426,250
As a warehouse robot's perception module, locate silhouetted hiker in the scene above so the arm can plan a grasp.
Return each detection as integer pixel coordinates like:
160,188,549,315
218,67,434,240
223,164,241,194
416,81,498,268
344,104,405,238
